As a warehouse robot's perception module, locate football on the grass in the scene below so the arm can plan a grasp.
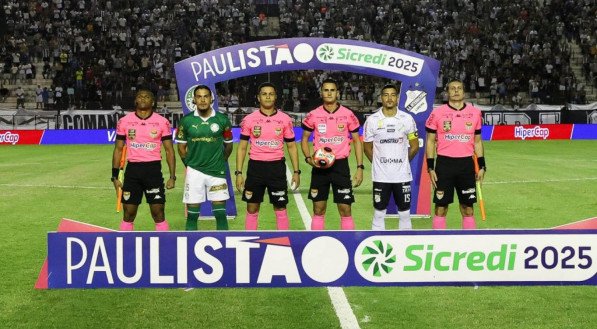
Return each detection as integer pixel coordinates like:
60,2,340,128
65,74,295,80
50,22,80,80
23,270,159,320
313,147,336,169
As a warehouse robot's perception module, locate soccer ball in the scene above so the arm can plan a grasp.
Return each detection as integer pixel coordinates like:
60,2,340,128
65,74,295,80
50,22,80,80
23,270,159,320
313,147,336,169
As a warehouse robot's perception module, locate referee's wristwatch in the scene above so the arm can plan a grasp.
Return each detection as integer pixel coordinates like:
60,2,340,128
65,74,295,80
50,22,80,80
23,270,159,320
234,170,243,176
169,176,176,181
294,170,301,175
356,164,365,170
110,176,118,182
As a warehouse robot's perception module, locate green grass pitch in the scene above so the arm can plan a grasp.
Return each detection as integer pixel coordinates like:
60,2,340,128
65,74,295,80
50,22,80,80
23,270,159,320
0,140,595,328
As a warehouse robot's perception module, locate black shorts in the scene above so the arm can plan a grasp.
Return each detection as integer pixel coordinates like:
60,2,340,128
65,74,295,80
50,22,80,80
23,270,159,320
242,159,288,206
433,155,476,206
308,157,354,204
373,181,411,211
122,161,166,205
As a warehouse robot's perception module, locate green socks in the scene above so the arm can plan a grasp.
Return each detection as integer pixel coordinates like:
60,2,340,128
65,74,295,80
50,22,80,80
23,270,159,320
186,205,200,231
213,203,228,230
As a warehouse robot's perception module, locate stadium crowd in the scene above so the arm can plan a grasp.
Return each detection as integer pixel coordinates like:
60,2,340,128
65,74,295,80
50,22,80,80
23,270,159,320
1,0,595,111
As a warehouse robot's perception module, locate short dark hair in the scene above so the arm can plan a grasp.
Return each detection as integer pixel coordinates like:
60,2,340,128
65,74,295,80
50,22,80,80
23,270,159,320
136,89,155,100
320,78,339,90
381,83,401,94
258,82,276,94
193,84,212,97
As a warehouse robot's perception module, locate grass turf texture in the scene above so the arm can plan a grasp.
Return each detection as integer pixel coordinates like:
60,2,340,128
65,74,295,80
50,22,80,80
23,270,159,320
0,140,595,328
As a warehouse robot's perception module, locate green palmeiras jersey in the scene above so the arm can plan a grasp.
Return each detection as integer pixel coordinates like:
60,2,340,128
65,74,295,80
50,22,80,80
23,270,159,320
176,109,233,178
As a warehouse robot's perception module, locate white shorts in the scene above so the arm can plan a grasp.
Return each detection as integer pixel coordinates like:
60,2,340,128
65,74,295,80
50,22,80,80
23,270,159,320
183,167,230,204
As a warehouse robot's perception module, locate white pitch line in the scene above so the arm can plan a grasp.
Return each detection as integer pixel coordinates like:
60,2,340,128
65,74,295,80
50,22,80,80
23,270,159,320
286,167,361,329
484,177,597,185
0,183,111,190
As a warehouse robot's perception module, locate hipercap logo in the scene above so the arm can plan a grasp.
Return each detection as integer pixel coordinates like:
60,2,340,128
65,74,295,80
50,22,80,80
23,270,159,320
0,131,20,145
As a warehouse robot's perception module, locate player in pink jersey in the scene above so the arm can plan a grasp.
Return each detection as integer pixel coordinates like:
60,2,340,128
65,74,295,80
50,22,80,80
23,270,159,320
301,78,364,230
235,83,300,230
111,89,176,231
425,80,486,229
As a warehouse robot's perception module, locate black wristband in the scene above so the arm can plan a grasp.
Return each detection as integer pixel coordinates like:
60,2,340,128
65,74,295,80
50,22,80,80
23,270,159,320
112,168,119,178
357,164,365,170
294,170,301,175
426,158,435,171
170,176,176,181
305,156,312,163
477,156,486,171
234,170,242,176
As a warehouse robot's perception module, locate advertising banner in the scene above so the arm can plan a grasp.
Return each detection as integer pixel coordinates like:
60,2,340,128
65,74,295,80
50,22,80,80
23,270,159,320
491,124,574,141
0,130,43,145
47,230,597,289
174,38,441,216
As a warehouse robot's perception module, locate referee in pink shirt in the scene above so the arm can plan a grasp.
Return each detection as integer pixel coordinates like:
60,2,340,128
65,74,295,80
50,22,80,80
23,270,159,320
235,83,301,230
301,78,364,230
111,89,176,231
425,79,486,229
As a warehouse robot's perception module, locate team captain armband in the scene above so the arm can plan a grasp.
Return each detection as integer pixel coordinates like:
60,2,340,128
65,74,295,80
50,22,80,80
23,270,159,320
223,128,233,140
407,131,419,140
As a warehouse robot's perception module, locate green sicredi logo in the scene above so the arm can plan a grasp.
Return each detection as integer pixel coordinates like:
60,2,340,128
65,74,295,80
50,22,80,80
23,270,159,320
403,244,517,271
361,240,396,277
318,45,334,61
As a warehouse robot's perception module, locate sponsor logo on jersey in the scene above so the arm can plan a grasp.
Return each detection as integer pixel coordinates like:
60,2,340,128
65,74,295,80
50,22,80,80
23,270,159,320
145,188,160,194
255,140,281,148
380,157,404,164
210,183,228,192
271,191,286,196
444,134,472,142
319,136,344,144
130,141,158,150
461,188,475,194
380,138,403,144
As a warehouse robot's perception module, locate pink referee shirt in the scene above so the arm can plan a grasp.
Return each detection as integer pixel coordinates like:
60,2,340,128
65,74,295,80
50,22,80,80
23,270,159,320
425,103,482,158
116,112,172,162
240,109,295,161
302,104,360,160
